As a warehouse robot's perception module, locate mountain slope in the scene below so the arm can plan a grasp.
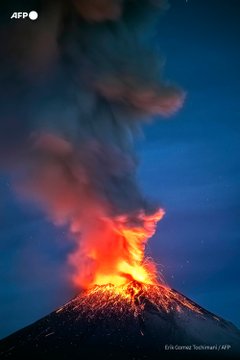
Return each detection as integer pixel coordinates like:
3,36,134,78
1,282,240,359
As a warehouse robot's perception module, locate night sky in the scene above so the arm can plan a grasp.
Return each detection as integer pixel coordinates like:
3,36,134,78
1,0,240,339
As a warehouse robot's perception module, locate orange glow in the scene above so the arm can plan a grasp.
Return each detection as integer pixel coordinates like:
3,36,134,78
69,209,165,289
56,281,202,317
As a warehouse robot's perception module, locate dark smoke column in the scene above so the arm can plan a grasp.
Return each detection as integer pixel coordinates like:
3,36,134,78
18,0,185,287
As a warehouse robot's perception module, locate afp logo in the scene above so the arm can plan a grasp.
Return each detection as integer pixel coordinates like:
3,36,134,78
11,11,38,20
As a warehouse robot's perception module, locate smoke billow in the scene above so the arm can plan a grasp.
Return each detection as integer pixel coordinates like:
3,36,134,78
0,0,184,288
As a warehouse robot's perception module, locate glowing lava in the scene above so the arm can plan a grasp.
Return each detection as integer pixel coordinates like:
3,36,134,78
56,281,202,318
70,209,165,289
68,205,201,318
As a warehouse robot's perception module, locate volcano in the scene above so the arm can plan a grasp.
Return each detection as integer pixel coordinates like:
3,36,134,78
1,281,240,359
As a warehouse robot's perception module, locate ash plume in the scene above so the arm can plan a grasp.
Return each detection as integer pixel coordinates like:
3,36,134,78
0,0,184,288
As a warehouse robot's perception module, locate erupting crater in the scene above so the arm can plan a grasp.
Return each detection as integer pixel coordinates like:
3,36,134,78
62,281,202,318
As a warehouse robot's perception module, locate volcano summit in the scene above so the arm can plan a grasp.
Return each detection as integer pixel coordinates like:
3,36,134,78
1,1,239,359
1,281,240,359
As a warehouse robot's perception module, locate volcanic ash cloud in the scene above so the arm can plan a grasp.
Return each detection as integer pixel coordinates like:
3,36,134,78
3,0,185,288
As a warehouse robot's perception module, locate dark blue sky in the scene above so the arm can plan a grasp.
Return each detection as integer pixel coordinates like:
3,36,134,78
0,0,240,339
